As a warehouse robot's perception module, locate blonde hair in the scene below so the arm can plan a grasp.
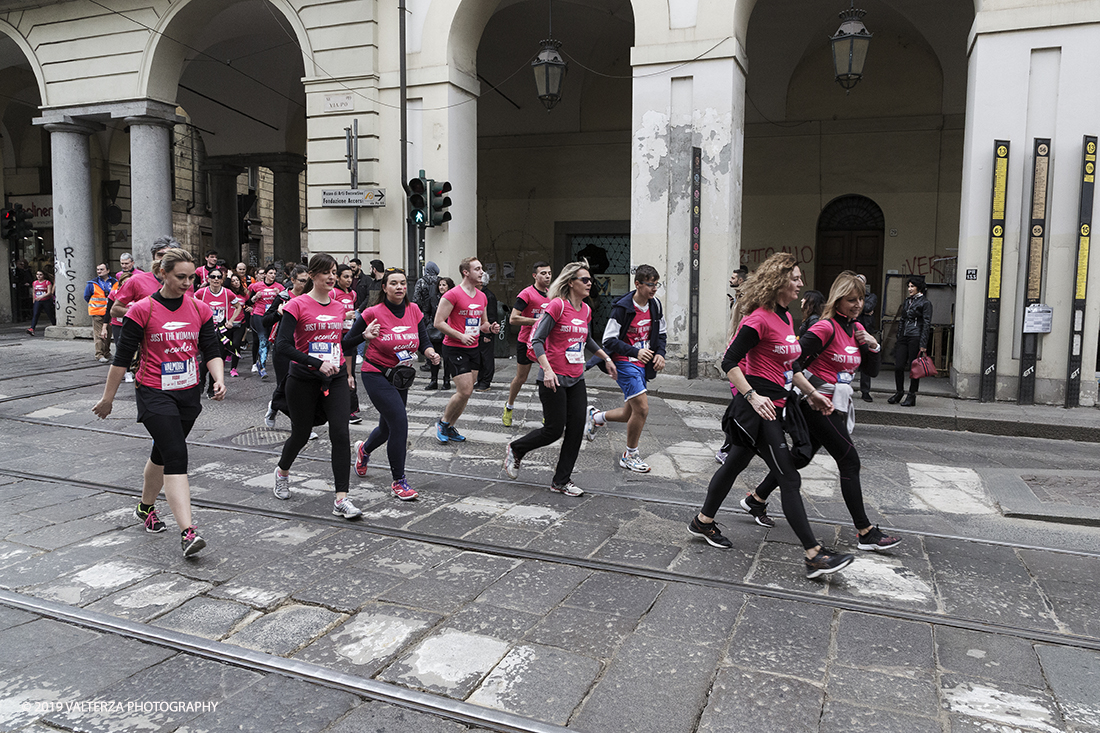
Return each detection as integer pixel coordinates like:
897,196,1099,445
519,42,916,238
547,260,591,301
822,271,866,320
730,252,798,335
156,248,195,276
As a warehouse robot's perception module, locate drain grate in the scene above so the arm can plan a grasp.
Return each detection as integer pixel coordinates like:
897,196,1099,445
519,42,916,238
231,427,289,446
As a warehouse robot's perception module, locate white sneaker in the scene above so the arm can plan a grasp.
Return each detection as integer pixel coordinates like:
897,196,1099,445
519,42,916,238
503,443,520,479
309,431,319,441
715,451,727,464
98,356,109,363
619,451,651,473
264,401,276,428
273,469,290,500
251,364,259,373
332,497,362,519
583,406,600,441
550,480,584,497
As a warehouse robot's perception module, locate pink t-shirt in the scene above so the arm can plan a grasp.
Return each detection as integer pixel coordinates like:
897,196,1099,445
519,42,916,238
195,286,236,326
109,281,125,326
805,318,866,386
441,285,487,348
32,280,51,300
531,298,591,379
515,285,550,345
282,295,346,371
361,302,424,373
126,296,213,390
333,288,358,330
248,281,285,316
613,300,653,364
114,270,162,311
737,307,801,406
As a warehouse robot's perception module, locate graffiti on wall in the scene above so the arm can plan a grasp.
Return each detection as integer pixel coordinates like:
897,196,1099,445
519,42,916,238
740,246,815,266
56,245,79,326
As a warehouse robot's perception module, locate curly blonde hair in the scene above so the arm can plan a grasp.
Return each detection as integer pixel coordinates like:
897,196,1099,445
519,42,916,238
730,252,798,331
821,271,866,321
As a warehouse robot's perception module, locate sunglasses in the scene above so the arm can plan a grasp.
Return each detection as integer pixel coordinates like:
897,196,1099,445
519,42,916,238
574,276,593,284
208,275,223,280
385,267,405,274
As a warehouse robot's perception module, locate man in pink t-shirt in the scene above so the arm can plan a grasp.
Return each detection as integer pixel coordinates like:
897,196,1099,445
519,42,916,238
502,261,552,427
432,257,500,442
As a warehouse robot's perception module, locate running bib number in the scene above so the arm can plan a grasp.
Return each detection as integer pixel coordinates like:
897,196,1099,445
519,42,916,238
396,349,414,366
837,371,854,384
630,339,647,362
464,317,481,338
566,342,585,364
309,341,340,369
211,306,226,324
784,369,794,391
160,359,198,391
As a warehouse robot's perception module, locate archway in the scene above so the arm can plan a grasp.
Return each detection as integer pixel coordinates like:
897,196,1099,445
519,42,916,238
815,194,884,312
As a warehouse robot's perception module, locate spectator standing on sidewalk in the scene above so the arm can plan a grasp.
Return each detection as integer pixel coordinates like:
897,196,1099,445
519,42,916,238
474,274,500,392
84,263,116,361
26,270,55,335
856,273,878,402
888,275,932,407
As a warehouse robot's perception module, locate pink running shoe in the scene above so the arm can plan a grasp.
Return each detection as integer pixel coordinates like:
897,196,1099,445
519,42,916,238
230,368,239,377
391,477,418,501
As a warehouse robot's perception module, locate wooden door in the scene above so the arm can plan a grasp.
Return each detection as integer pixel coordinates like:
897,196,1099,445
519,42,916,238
815,229,884,328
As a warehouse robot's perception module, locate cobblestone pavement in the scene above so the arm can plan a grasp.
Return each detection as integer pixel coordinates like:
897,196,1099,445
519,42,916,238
1,334,1099,733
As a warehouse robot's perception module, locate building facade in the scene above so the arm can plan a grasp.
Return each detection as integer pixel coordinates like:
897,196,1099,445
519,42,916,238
1,0,1097,404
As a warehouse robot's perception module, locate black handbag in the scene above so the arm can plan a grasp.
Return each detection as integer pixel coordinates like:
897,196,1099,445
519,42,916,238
370,361,416,390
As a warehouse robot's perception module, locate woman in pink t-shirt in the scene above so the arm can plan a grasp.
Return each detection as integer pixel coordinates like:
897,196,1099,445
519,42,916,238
26,270,55,335
689,252,855,580
246,265,285,377
503,261,616,497
335,264,363,423
92,249,225,557
273,253,360,520
748,271,902,553
344,268,440,500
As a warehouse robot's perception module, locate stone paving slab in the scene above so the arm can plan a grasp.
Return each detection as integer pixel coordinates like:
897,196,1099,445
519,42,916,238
181,672,360,733
225,603,345,655
151,596,258,640
467,643,600,724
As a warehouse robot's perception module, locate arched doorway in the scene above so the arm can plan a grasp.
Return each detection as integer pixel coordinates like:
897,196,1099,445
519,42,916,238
815,194,884,308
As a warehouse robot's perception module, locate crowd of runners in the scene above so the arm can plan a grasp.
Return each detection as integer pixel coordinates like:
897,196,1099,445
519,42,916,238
82,241,912,579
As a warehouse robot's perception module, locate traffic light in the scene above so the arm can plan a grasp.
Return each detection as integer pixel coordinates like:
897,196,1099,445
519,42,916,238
407,175,428,226
12,204,31,239
0,208,14,239
429,180,452,227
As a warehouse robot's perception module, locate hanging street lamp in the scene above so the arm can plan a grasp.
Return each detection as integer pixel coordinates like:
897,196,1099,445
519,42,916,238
532,0,566,110
830,1,872,93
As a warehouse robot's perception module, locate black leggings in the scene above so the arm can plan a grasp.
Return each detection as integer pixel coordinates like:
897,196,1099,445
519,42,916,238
753,405,870,530
701,413,819,550
143,414,197,475
279,374,351,493
229,323,247,369
361,371,410,481
893,333,922,394
511,379,587,486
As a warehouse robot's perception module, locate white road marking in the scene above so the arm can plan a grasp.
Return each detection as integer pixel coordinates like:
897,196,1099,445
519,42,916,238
941,681,1061,732
908,463,996,515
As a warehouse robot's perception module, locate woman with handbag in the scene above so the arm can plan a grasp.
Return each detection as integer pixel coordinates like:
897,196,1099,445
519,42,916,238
888,275,933,407
344,268,441,501
742,271,902,551
687,252,855,579
273,254,360,519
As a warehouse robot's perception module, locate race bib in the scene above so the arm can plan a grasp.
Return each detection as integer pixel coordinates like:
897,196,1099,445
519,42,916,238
566,342,584,364
396,349,414,366
160,359,198,391
783,369,794,391
309,341,341,368
837,371,854,384
464,317,480,337
212,306,226,324
630,339,647,362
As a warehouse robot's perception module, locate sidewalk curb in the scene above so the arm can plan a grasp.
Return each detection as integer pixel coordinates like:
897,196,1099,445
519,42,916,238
980,469,1100,527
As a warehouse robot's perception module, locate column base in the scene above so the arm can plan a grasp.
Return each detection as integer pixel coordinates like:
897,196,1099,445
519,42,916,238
44,326,93,340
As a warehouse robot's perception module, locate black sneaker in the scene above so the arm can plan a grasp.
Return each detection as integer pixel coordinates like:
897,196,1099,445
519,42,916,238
805,547,854,578
857,525,902,551
739,494,776,528
181,525,206,557
134,504,166,533
688,516,733,549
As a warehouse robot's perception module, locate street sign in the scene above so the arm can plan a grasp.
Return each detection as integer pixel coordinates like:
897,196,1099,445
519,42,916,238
321,188,386,207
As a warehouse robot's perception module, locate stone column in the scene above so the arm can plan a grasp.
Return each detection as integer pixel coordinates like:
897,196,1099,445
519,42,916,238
126,116,175,271
206,160,244,265
268,154,306,266
0,136,10,324
44,121,99,331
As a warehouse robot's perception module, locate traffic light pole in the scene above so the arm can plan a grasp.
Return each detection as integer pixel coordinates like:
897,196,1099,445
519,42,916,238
346,120,360,259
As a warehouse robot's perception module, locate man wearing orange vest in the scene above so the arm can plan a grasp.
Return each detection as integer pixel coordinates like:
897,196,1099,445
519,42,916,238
84,263,116,363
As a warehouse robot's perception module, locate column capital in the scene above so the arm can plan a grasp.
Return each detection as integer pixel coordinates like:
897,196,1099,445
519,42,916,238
42,118,104,136
35,99,182,127
204,156,246,178
265,152,307,175
123,115,177,130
